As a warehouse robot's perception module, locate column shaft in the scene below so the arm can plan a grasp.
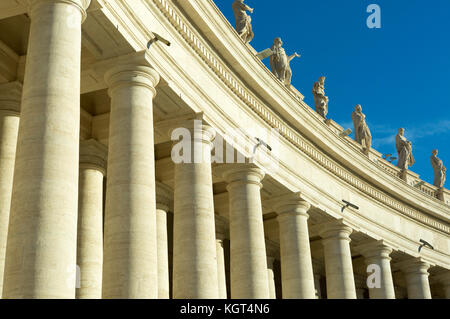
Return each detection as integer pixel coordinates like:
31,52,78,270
0,82,21,298
76,140,107,299
224,165,269,299
156,207,170,299
354,274,367,299
172,122,218,299
76,166,104,298
215,216,229,299
3,0,90,298
267,257,276,299
313,274,322,299
216,239,228,299
312,259,324,299
155,182,172,299
398,259,432,299
320,222,357,299
444,284,450,299
356,241,395,299
102,65,160,299
439,273,450,299
276,199,315,299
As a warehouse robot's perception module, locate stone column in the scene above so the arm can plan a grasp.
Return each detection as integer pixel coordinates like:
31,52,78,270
0,82,21,298
394,286,407,299
267,257,277,299
102,63,160,299
223,164,269,299
155,182,172,299
215,216,229,299
319,220,357,299
354,274,367,299
355,240,395,299
172,121,219,299
313,274,322,299
266,240,279,299
312,259,323,299
397,258,432,299
76,139,107,299
434,272,450,299
2,0,90,299
274,196,315,299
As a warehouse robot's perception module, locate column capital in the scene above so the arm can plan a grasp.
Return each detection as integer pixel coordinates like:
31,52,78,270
156,181,173,212
222,164,265,189
28,0,92,22
215,215,229,241
319,219,353,242
354,240,393,262
0,81,22,114
272,192,311,218
79,139,108,175
175,116,216,145
395,257,432,276
105,64,160,97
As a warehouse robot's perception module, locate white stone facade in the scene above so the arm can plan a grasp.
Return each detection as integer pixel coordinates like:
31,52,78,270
0,0,448,299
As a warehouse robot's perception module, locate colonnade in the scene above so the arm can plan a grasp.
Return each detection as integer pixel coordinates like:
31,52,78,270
0,0,448,299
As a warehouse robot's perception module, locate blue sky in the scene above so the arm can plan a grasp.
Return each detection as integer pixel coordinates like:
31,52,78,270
214,0,450,186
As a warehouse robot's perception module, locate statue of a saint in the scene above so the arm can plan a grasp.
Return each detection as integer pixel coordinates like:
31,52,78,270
232,0,254,44
312,76,329,118
352,104,372,150
431,149,446,188
269,37,300,87
395,128,415,170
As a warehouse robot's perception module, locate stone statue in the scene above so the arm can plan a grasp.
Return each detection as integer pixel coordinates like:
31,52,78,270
269,37,300,87
312,76,329,118
431,149,446,188
352,104,372,150
232,0,254,44
395,128,415,170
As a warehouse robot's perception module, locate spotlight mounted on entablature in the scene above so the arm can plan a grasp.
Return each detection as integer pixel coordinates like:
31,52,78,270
418,239,434,252
253,137,272,155
340,128,353,137
147,32,171,49
341,200,359,213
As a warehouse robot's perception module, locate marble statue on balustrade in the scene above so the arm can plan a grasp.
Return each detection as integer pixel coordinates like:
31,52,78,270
431,149,446,188
352,104,372,150
269,37,300,87
312,76,329,118
232,0,254,44
395,128,415,170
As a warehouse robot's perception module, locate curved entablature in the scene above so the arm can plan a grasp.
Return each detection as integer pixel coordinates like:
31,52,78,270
169,0,450,209
138,0,450,213
90,0,450,237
